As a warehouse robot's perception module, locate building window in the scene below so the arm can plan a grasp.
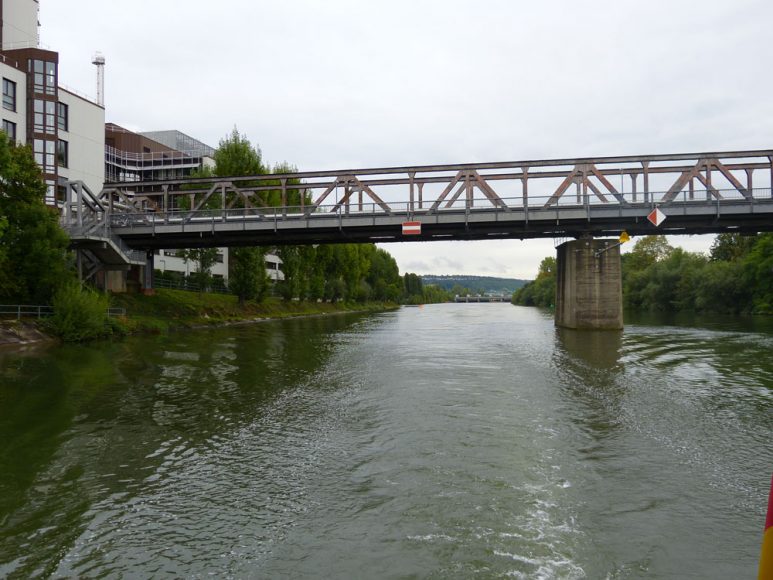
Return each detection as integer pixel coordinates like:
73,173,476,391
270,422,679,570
2,78,16,111
33,139,56,173
45,180,55,205
57,139,68,168
2,120,16,140
29,60,56,95
56,102,68,131
34,99,56,134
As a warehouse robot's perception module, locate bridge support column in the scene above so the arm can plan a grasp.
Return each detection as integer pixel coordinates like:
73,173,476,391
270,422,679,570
142,252,155,296
555,239,623,330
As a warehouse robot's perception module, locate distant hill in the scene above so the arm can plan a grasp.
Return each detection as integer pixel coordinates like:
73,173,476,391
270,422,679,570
421,275,529,295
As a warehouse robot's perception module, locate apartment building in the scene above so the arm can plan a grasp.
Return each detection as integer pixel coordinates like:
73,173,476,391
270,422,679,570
1,0,105,205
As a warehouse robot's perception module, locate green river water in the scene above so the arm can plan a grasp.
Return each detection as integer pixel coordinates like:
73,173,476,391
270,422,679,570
0,304,771,578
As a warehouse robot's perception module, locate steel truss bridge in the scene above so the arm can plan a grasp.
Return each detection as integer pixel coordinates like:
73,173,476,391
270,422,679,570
63,149,773,257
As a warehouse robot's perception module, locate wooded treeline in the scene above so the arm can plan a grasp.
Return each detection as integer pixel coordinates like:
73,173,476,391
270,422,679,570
512,234,773,315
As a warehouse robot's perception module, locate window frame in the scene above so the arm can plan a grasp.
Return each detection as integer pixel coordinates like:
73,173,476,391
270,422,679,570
56,102,68,131
2,78,16,111
29,60,56,95
33,139,56,173
33,99,56,135
56,139,68,168
2,119,17,140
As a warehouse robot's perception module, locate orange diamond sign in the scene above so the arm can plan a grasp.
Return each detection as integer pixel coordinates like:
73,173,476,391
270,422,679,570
647,207,666,227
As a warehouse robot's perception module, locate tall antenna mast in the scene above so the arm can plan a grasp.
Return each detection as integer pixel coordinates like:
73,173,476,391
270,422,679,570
92,52,105,106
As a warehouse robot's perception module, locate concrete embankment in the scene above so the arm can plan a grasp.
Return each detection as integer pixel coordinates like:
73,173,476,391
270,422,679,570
0,321,54,347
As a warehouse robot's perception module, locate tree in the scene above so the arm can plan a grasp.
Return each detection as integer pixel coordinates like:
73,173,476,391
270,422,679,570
625,235,673,270
229,247,269,305
213,127,266,178
179,248,219,291
365,248,402,302
743,233,773,313
404,273,424,300
512,256,556,308
0,133,73,303
710,233,756,262
205,128,271,303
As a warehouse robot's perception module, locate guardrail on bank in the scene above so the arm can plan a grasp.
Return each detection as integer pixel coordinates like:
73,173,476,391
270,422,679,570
152,278,231,295
0,305,126,320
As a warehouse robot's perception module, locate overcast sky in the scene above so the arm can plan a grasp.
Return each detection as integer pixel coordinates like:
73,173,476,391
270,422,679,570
43,0,773,279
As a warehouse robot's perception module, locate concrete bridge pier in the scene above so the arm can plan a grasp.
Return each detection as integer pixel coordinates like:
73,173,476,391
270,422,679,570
555,239,623,330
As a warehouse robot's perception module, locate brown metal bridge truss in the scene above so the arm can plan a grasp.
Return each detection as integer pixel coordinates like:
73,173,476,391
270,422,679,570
63,149,773,249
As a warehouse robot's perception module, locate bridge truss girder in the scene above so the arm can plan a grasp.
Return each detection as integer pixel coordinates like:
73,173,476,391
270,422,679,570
97,149,773,217
59,149,773,250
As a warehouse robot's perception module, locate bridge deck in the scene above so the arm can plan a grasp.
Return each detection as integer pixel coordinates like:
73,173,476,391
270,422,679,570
110,194,773,249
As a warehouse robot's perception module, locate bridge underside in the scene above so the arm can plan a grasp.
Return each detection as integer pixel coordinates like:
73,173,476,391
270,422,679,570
113,200,773,250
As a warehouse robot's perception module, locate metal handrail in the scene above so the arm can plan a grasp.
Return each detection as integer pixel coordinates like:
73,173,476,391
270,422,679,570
105,187,773,228
0,305,54,319
0,305,126,320
152,278,231,294
105,145,209,163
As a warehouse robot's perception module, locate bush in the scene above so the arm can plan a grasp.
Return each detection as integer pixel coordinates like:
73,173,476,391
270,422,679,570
47,281,111,342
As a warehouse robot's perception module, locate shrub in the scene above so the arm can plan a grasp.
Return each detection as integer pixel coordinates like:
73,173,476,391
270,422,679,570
48,281,110,342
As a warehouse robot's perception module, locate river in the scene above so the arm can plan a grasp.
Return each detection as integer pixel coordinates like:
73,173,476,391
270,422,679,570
0,304,771,578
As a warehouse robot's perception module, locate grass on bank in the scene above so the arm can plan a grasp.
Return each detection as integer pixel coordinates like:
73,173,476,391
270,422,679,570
110,289,398,334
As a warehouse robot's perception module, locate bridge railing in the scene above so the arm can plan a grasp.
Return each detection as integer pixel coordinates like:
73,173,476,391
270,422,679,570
0,305,126,320
107,187,773,230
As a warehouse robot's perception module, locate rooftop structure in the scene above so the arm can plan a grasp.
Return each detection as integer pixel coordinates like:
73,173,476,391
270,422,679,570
139,129,215,159
105,123,213,184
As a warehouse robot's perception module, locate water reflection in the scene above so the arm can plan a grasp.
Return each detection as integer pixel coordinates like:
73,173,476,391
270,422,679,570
556,327,623,370
0,313,369,578
552,328,627,464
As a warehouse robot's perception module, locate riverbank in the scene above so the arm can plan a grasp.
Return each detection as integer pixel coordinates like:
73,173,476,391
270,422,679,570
0,289,399,346
0,321,55,348
111,289,399,334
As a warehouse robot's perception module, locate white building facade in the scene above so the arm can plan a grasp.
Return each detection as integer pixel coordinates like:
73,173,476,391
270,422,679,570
1,0,105,204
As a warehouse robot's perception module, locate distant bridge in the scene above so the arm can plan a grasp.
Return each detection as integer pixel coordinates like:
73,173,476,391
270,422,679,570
63,149,773,255
454,295,510,303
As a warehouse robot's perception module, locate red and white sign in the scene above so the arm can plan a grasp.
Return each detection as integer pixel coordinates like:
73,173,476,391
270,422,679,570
647,207,666,227
402,221,422,235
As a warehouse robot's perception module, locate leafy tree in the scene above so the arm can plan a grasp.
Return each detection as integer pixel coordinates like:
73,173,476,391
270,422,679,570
695,260,750,313
0,133,73,303
213,127,267,178
179,248,219,291
625,235,673,271
203,128,270,303
743,233,773,313
404,273,424,299
365,247,402,302
421,284,452,304
276,245,305,301
229,247,269,305
512,256,556,307
710,233,756,262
